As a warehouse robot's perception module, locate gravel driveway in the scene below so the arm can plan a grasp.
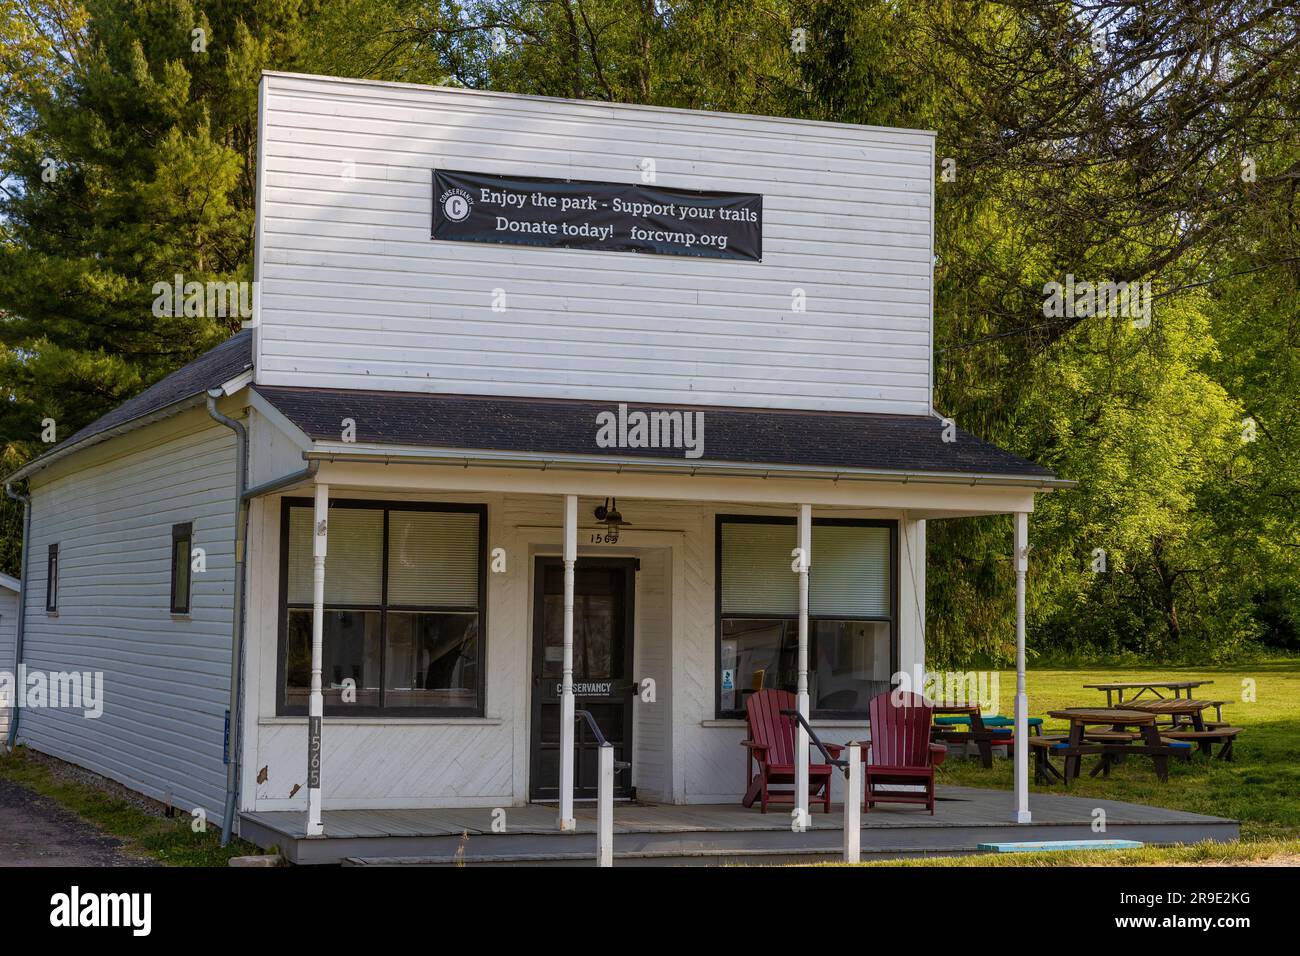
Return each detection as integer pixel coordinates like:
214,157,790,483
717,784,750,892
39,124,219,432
0,777,152,866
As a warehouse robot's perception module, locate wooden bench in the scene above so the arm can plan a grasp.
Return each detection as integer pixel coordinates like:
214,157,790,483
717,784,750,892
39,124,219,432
1161,726,1243,760
1029,737,1107,784
931,706,1019,768
1039,730,1140,743
1029,732,1193,784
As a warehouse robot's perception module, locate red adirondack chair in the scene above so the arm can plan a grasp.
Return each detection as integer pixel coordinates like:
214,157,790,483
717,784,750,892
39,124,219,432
865,691,946,814
741,689,842,813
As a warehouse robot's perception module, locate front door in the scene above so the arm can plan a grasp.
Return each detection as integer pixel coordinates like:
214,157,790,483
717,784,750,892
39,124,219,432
529,557,636,801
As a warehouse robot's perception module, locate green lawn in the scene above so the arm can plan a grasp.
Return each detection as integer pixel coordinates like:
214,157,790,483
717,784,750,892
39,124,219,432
933,659,1300,843
0,747,265,866
846,837,1300,867
3,660,1296,868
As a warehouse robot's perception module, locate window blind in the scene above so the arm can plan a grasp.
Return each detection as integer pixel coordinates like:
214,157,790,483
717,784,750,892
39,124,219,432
720,520,890,618
809,525,890,617
720,522,799,615
387,510,480,606
286,507,383,605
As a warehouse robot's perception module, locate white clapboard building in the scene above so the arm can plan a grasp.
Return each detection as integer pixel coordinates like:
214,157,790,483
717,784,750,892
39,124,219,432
4,72,1069,858
0,573,18,739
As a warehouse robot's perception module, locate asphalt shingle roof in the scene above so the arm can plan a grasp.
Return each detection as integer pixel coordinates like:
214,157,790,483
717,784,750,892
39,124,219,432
255,384,1058,480
15,330,254,476
12,328,1059,483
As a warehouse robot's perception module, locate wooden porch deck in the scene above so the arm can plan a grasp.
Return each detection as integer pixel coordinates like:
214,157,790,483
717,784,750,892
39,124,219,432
240,786,1238,865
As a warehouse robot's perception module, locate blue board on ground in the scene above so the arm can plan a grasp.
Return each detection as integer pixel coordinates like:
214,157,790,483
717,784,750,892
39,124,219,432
978,839,1144,853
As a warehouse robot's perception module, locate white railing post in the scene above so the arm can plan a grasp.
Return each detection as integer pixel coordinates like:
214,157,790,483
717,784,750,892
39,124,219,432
843,742,861,863
842,743,863,863
597,742,614,867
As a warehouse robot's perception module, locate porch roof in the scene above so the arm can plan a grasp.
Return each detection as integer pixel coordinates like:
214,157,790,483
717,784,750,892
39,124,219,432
254,385,1067,487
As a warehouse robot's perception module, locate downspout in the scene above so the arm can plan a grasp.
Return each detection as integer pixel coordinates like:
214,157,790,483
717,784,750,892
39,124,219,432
3,482,30,751
206,390,248,845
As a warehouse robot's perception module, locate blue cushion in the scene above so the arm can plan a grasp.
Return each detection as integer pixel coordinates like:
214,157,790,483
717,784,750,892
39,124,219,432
983,715,1043,728
933,716,971,726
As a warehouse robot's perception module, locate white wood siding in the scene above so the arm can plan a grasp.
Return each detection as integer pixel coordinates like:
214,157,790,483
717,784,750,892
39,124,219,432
632,548,671,800
19,407,238,818
0,586,17,737
255,72,936,415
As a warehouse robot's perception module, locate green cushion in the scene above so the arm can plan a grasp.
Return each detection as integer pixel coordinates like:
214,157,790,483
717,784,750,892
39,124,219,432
983,715,1043,728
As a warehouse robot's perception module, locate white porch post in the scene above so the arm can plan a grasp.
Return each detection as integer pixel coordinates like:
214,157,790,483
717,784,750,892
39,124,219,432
1013,511,1031,823
795,503,811,821
596,743,614,866
843,742,862,863
306,483,328,837
559,494,578,831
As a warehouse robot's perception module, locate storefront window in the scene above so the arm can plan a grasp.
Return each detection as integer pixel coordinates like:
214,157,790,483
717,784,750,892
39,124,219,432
716,518,895,718
279,501,486,716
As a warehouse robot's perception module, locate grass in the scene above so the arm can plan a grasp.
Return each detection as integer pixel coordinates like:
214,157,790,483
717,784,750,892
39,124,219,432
0,747,266,866
853,838,1300,867
907,658,1300,862
3,659,1296,868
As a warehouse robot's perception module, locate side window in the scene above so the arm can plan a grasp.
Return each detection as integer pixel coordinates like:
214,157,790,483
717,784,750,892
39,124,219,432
46,543,58,613
170,523,193,615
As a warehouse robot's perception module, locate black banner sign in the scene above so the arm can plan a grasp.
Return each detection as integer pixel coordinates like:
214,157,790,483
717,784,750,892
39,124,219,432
432,169,762,261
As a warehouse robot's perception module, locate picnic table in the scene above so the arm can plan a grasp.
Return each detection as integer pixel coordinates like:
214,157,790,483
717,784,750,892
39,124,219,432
1082,679,1213,706
1122,698,1223,729
1121,699,1240,758
1041,708,1189,783
930,704,1015,768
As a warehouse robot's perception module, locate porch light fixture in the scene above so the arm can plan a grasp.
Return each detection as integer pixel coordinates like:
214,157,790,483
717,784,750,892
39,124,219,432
593,497,630,542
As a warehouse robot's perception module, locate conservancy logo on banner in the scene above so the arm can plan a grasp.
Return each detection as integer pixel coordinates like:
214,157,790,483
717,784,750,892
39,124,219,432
441,187,473,222
432,169,762,261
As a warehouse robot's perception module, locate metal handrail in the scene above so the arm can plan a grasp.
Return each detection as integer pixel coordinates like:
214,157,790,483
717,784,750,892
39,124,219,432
781,708,854,775
574,709,631,770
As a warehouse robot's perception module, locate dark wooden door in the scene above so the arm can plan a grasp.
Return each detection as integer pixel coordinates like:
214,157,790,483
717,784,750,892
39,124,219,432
529,557,636,801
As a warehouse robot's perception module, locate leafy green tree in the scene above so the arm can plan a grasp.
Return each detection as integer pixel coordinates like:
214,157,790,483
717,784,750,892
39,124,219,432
0,0,318,464
2,0,1295,656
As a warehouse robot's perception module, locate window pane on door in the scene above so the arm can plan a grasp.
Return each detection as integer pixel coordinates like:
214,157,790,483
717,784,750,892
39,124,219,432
540,565,625,680
384,611,480,709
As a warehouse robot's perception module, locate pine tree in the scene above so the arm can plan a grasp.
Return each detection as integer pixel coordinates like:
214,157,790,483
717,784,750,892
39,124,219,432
0,0,317,460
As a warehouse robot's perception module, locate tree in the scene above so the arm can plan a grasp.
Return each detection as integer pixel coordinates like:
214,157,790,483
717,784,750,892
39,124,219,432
0,0,319,465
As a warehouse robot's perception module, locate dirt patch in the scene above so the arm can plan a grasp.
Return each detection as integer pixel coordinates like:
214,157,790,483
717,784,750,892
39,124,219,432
18,748,174,819
0,777,153,867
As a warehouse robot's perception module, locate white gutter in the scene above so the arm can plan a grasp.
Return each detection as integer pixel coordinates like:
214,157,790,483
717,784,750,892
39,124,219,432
303,442,1076,490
